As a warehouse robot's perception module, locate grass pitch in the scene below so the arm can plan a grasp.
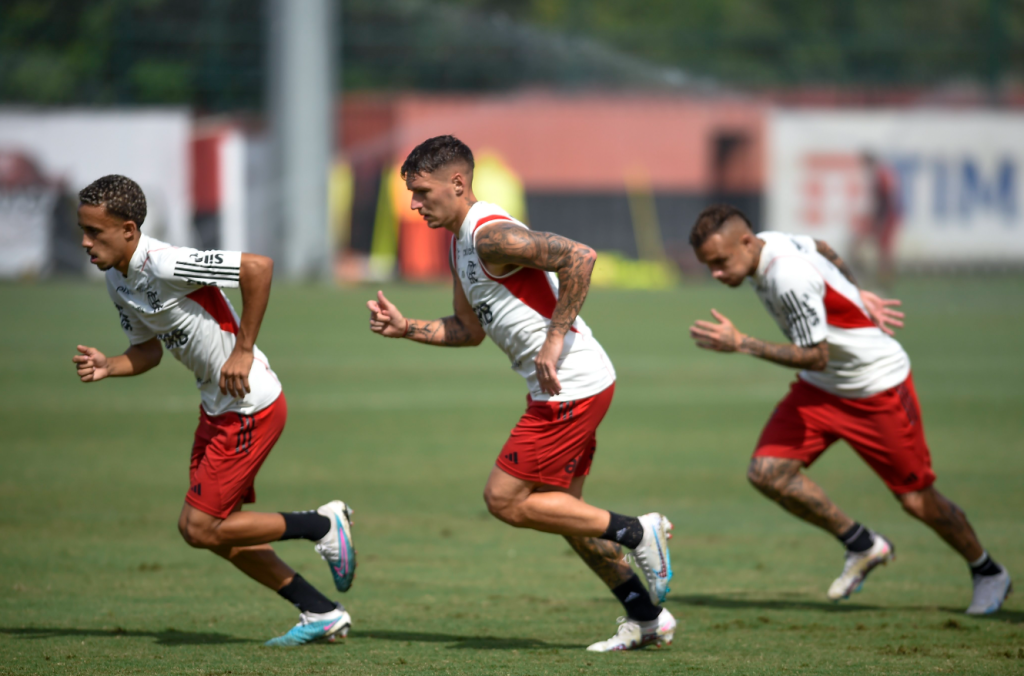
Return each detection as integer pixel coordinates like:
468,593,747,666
1,277,1022,675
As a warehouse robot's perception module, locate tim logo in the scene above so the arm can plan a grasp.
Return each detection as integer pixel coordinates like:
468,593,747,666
473,301,493,324
189,252,225,265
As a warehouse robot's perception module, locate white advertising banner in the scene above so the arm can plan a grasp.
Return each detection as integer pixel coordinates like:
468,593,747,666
767,110,1024,263
0,109,191,277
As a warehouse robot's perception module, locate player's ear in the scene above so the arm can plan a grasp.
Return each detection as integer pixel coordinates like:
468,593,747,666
122,220,139,240
452,172,464,196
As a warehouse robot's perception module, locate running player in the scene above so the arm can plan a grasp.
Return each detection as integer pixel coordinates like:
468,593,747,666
367,136,675,651
687,204,1012,615
73,175,357,644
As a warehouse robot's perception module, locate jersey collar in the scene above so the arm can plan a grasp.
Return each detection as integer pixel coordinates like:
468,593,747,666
126,233,153,287
751,233,771,285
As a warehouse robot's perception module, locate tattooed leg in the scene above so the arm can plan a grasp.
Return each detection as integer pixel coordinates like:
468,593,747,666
896,487,984,562
747,456,855,536
565,535,635,590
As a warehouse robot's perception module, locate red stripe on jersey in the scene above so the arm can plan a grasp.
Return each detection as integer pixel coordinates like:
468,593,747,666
187,286,239,334
824,283,875,329
490,267,579,333
473,214,512,234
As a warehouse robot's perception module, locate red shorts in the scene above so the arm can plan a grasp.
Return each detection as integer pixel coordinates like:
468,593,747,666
755,375,935,494
186,394,288,519
496,384,615,488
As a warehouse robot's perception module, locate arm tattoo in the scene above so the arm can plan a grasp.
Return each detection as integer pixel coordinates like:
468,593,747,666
564,536,634,590
737,335,829,371
815,239,857,286
476,223,596,336
404,316,475,347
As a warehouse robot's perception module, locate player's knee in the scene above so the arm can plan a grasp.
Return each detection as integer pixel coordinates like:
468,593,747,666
897,491,928,520
483,487,524,526
179,520,222,549
746,459,774,492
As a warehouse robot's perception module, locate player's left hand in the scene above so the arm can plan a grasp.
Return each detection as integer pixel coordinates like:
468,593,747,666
690,309,744,352
535,333,564,396
220,347,253,398
860,290,904,336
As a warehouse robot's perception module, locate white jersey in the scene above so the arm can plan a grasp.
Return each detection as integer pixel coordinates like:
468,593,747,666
751,231,910,398
105,233,282,416
453,201,616,402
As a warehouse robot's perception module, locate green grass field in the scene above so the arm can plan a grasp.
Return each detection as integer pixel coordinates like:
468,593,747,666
1,277,1023,675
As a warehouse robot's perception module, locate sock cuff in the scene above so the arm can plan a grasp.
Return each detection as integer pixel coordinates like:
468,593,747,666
841,524,865,545
969,551,989,568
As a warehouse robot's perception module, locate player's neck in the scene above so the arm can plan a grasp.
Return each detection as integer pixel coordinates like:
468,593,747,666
443,194,478,234
114,237,141,277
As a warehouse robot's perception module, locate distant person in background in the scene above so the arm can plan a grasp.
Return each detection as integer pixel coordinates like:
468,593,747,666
851,152,901,288
72,175,356,646
687,204,1012,615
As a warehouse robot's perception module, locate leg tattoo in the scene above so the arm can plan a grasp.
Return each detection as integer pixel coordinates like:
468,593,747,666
565,535,634,590
747,457,855,536
898,487,984,562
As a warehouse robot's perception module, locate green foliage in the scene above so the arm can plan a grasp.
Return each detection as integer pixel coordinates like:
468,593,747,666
0,0,1021,108
0,278,1022,674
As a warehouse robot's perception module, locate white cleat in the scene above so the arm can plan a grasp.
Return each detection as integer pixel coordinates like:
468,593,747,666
264,605,352,646
586,609,676,652
314,500,357,592
966,566,1012,615
633,513,673,604
827,532,894,601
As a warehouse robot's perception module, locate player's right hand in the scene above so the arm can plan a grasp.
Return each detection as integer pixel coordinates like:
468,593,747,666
860,290,904,336
367,290,409,338
73,345,110,382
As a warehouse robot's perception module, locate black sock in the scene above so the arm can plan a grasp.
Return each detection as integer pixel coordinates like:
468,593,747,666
612,574,662,622
837,523,874,553
600,512,644,550
277,574,336,614
279,510,331,541
970,552,1002,577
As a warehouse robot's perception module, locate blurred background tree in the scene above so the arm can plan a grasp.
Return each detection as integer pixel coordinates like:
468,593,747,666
1,0,1021,111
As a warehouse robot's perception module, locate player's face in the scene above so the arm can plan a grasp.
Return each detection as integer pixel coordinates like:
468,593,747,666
695,222,759,287
78,204,134,272
406,167,466,230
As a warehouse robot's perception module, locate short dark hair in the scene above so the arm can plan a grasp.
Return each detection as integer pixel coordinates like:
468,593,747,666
79,174,147,227
689,204,752,249
400,135,474,180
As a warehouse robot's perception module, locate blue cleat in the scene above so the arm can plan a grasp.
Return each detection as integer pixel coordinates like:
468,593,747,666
265,606,351,646
634,513,674,604
314,500,357,592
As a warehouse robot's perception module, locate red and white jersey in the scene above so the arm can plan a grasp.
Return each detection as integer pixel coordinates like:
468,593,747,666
105,233,282,416
751,231,910,398
453,201,616,402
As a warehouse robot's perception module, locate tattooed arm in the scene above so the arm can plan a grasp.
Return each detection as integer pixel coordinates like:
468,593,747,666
475,222,597,395
814,239,857,286
366,280,486,347
689,309,829,371
815,239,905,335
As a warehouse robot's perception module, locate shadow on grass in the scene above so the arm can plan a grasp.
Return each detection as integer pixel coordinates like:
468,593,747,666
670,594,1024,623
351,630,579,650
0,626,255,646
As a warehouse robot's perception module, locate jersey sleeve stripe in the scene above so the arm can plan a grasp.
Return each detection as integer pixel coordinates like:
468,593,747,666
174,263,241,273
173,269,240,279
779,291,812,346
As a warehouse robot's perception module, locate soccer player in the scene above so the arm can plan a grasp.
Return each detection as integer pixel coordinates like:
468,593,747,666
687,204,1012,615
72,175,357,644
367,136,675,651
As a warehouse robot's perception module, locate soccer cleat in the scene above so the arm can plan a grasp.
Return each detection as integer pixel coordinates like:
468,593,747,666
827,532,894,601
966,566,1012,615
264,606,351,647
315,500,357,592
586,609,676,652
632,513,673,604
